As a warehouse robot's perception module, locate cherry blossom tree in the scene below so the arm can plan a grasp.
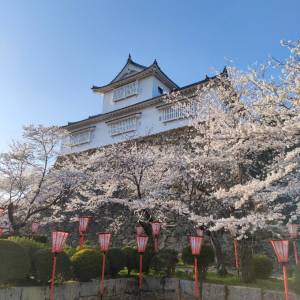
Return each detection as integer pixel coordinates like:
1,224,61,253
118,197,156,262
0,125,85,234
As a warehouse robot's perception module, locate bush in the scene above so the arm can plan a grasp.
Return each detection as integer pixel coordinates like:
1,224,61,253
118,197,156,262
122,246,139,275
0,240,30,283
151,248,178,276
8,236,47,274
294,264,300,294
64,245,77,258
33,248,72,284
33,235,48,244
253,255,273,279
182,244,215,279
71,248,102,282
107,248,126,277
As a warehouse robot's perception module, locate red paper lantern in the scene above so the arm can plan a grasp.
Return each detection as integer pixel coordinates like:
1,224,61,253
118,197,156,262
196,228,204,237
51,231,69,253
79,216,91,234
136,235,149,253
151,221,161,252
288,224,299,265
288,224,298,239
270,240,290,300
97,232,112,296
189,236,203,256
136,235,149,289
31,222,39,235
228,225,237,238
135,224,145,236
78,216,91,249
189,236,204,298
151,221,161,236
98,232,112,253
50,231,69,300
271,240,289,263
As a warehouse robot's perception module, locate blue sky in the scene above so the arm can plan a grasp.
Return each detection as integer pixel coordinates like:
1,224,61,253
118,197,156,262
0,0,299,152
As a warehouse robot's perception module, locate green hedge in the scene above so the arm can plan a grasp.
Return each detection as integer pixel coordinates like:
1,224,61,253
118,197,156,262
106,248,126,277
294,263,300,294
182,244,215,279
151,248,178,276
33,248,72,284
122,246,139,275
71,248,102,282
8,236,47,274
253,255,273,279
0,240,30,283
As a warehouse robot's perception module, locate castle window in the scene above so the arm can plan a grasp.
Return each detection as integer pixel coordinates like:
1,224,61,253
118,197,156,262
113,81,138,101
70,128,94,146
159,102,196,123
158,86,164,95
108,115,140,136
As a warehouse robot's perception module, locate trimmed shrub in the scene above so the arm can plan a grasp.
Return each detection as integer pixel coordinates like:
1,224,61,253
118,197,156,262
151,248,178,276
71,248,102,282
64,245,77,258
294,263,300,294
33,235,48,244
8,236,47,274
122,246,139,275
182,244,215,279
33,248,72,284
0,240,30,283
107,248,126,277
253,255,273,279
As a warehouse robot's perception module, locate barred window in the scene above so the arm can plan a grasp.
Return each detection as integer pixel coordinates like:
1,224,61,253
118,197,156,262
70,130,92,146
113,81,138,101
109,116,139,136
159,102,196,122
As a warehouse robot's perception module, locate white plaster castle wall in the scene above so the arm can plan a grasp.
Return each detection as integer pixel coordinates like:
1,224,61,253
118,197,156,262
61,104,189,155
102,76,171,114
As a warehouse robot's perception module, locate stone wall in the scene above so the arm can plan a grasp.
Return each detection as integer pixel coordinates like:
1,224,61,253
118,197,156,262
0,278,299,300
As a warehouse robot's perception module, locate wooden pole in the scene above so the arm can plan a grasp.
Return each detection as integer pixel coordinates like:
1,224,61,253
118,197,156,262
283,264,289,300
50,254,57,300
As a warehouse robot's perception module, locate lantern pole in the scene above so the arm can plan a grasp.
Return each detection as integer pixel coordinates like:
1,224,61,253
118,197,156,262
293,240,298,265
50,231,69,300
50,253,57,300
271,240,289,300
151,221,161,253
189,236,203,299
228,226,240,277
288,224,298,265
78,216,91,250
98,232,112,297
136,235,149,290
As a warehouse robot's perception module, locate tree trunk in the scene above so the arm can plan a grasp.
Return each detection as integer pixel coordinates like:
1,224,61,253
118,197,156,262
210,231,228,276
240,238,255,283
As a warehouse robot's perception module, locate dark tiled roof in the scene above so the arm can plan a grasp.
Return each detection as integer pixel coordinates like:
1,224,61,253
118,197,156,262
65,67,227,129
91,57,179,91
109,54,147,84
